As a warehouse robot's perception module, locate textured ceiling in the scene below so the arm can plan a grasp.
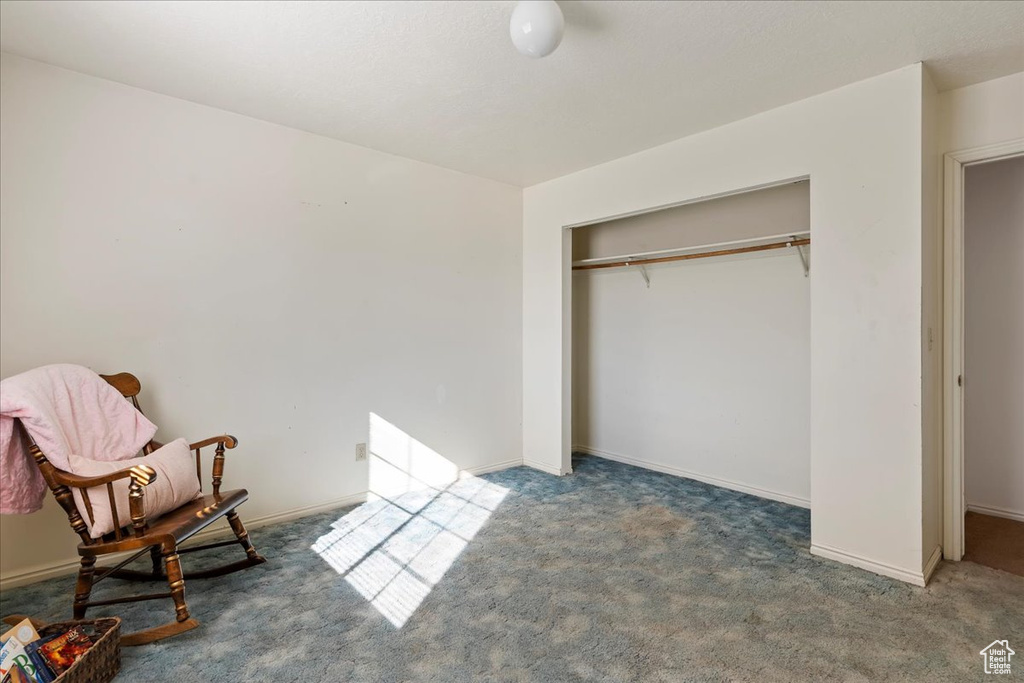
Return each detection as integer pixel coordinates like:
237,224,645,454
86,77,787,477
1,1,1022,186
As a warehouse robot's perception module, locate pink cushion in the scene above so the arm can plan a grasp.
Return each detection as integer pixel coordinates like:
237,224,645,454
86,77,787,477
68,438,201,538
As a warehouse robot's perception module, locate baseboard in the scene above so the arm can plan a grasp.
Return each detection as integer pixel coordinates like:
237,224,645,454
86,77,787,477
576,445,810,509
0,459,524,592
967,504,1024,523
523,458,568,476
0,556,101,593
923,545,943,584
810,543,927,587
464,459,523,476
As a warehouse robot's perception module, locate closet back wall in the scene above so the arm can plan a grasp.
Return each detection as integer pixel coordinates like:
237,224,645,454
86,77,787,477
0,54,523,586
573,253,810,505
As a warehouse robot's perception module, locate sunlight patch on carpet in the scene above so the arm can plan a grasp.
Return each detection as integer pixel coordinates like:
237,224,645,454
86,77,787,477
312,413,508,627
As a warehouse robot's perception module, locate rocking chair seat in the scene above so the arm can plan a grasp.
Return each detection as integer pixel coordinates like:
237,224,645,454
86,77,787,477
85,488,250,555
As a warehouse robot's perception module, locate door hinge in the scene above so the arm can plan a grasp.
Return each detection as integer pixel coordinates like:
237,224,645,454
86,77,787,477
957,374,963,387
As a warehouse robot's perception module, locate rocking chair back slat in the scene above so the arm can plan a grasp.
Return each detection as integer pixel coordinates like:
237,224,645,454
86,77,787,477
81,487,95,525
107,484,122,541
195,449,202,491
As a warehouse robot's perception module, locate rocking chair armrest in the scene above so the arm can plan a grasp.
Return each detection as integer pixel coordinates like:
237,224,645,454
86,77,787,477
53,464,158,490
188,435,238,451
54,465,158,538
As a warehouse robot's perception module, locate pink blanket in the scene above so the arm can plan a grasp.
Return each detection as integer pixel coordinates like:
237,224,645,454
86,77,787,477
0,364,157,514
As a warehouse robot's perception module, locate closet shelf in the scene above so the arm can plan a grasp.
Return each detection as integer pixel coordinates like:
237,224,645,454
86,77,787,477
571,232,810,271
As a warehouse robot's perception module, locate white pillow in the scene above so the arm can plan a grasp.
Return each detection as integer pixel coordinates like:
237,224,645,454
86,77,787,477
68,438,202,539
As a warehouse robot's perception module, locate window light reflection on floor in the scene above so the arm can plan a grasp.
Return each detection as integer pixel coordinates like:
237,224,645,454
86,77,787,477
311,413,508,628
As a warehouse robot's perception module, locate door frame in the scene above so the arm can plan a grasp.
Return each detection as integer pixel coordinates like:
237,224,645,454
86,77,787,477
942,139,1024,561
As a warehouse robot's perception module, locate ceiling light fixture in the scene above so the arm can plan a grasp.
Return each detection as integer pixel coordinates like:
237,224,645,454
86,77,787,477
510,0,565,59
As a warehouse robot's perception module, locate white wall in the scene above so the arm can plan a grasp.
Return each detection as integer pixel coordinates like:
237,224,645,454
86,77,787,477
573,250,810,506
524,65,933,584
939,72,1024,153
0,54,523,585
964,156,1024,520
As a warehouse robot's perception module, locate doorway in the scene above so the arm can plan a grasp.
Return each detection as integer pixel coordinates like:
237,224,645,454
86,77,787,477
943,141,1024,574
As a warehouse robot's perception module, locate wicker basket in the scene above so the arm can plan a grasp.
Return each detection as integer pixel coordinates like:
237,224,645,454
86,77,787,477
36,617,122,683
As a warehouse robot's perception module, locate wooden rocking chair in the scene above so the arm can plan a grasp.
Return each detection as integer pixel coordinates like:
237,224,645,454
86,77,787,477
9,372,266,645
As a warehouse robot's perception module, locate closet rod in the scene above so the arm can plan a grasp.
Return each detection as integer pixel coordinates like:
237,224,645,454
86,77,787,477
571,237,810,271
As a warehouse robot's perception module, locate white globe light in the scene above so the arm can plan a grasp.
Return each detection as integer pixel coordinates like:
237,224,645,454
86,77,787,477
510,0,565,58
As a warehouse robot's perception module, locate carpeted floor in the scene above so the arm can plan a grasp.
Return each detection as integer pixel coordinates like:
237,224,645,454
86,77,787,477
2,455,1022,682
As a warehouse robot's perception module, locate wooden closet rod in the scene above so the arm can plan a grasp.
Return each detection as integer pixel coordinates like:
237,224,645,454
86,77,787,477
572,237,810,271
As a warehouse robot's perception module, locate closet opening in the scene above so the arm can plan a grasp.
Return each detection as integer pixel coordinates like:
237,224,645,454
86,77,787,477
569,179,812,517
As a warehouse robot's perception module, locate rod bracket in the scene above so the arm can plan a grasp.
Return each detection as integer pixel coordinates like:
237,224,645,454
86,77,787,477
625,260,651,288
790,236,809,277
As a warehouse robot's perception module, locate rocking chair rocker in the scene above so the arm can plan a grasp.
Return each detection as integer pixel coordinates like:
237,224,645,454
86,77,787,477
10,372,266,645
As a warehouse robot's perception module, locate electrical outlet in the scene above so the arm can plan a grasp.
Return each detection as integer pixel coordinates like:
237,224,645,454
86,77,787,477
355,443,367,461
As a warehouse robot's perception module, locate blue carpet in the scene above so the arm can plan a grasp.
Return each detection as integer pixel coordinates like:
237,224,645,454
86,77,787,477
1,455,1021,681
